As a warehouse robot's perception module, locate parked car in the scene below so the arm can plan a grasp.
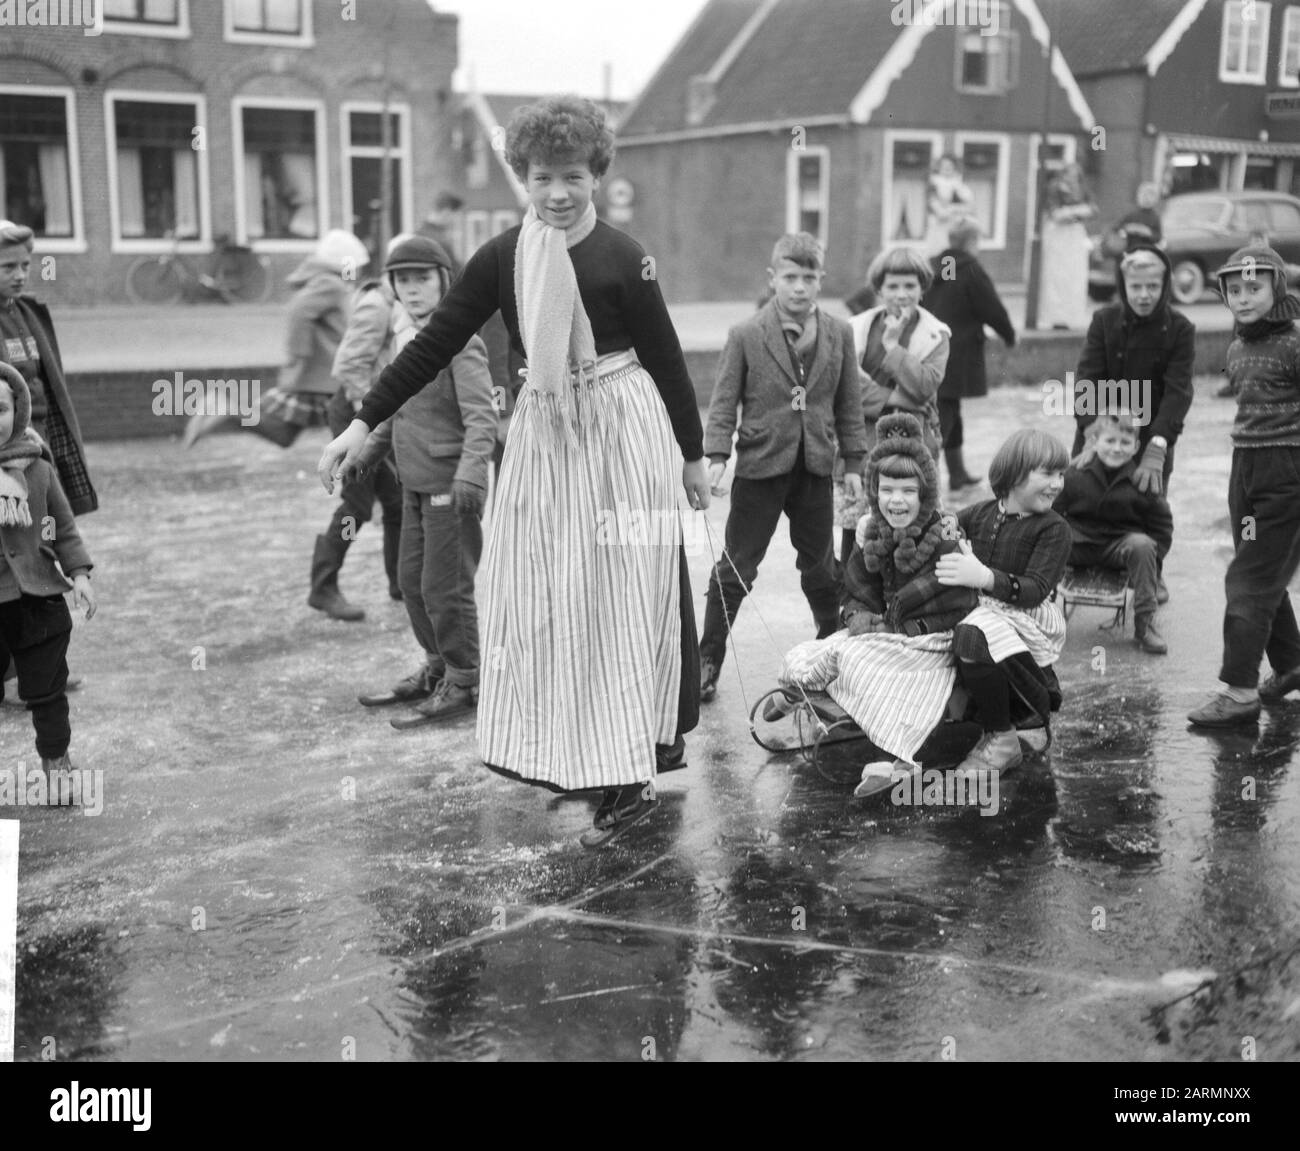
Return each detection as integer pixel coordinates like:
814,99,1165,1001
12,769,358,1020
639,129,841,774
1088,191,1300,305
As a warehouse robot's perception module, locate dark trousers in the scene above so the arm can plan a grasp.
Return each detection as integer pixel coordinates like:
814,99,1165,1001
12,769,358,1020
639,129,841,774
939,397,963,450
700,451,838,669
0,595,73,759
1220,446,1300,688
1070,532,1161,618
398,461,482,688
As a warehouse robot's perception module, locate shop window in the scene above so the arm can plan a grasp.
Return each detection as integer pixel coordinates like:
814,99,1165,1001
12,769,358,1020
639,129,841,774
0,91,74,239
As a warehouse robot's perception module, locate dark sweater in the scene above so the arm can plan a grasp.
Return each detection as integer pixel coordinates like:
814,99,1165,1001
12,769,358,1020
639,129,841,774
956,500,1071,608
1226,322,1300,449
1053,457,1173,557
359,221,704,460
839,512,979,635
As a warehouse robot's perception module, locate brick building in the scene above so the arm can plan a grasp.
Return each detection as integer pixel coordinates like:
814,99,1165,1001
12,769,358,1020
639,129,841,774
0,0,458,305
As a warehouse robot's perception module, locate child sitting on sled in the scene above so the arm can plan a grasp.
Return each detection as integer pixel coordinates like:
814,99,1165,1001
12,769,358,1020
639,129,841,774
769,412,978,792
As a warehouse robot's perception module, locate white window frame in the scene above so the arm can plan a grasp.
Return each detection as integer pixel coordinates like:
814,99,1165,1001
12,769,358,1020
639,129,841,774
339,101,413,241
881,129,945,252
786,145,829,251
102,0,191,39
1279,6,1300,86
1024,133,1078,281
0,84,86,254
232,96,328,251
223,0,313,48
105,90,210,254
954,4,1019,95
491,209,519,235
952,131,1010,250
1221,0,1271,84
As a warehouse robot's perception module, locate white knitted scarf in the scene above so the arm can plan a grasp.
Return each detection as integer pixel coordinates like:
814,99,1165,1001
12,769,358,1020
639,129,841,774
513,201,599,444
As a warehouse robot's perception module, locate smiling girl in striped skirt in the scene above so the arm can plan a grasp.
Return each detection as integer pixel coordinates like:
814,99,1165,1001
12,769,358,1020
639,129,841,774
318,96,710,847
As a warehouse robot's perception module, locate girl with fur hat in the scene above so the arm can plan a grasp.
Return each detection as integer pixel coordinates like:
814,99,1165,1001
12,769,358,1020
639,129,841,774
0,363,96,774
773,413,978,790
1187,244,1300,727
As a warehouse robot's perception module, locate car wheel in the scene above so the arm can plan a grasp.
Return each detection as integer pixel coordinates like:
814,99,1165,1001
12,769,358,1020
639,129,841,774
1170,260,1205,304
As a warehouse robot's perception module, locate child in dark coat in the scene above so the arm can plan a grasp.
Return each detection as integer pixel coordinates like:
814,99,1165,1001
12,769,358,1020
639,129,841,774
1054,411,1173,655
700,231,868,700
0,364,96,772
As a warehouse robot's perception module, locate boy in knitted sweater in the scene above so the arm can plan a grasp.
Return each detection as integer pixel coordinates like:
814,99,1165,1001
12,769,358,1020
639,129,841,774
0,365,95,772
1188,245,1300,727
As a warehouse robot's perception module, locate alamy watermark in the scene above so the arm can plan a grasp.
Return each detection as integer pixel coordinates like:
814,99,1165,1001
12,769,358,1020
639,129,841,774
0,0,105,35
0,763,104,816
891,0,1000,37
1041,372,1152,426
152,372,261,427
891,765,1000,817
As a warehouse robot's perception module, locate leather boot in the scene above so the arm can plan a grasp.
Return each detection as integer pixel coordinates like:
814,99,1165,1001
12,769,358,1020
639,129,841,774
943,448,982,490
383,517,403,600
307,534,365,621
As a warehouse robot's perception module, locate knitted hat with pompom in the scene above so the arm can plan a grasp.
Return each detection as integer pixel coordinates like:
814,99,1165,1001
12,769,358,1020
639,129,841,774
858,412,950,577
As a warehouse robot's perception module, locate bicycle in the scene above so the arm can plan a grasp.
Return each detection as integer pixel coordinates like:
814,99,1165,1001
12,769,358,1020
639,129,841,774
125,233,272,306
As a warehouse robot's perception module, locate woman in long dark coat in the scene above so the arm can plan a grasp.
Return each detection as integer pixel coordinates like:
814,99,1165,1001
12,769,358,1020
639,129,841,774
921,219,1016,491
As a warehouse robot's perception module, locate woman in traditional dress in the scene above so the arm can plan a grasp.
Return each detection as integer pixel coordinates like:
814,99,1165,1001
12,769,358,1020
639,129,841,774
1038,163,1096,330
318,96,709,848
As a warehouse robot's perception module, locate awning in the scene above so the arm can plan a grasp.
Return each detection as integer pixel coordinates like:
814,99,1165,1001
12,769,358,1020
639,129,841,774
1166,133,1300,157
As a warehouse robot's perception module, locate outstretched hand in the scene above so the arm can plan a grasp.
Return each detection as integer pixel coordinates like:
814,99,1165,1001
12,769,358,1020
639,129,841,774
318,420,370,495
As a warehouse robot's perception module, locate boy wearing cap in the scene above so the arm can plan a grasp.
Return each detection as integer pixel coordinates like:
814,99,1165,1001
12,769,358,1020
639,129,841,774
0,364,96,773
350,236,497,727
1188,244,1300,727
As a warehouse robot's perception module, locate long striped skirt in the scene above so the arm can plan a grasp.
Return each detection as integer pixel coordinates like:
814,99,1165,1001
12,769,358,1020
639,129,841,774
780,630,958,763
476,350,684,791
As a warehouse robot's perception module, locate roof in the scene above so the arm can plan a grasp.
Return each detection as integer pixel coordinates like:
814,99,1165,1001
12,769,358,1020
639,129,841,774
620,0,1094,139
1056,0,1202,77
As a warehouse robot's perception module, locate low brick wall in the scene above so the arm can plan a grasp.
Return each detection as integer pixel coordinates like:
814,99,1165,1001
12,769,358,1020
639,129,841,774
70,327,1235,442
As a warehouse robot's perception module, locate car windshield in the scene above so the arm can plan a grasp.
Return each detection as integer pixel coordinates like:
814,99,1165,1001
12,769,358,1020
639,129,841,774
1164,198,1229,229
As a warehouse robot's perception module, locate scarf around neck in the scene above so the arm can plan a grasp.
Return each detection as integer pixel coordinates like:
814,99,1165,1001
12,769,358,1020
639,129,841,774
1235,291,1300,341
0,429,42,527
513,201,599,444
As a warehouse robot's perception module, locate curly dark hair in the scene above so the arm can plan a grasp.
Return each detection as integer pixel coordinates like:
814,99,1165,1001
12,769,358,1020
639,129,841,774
504,95,615,181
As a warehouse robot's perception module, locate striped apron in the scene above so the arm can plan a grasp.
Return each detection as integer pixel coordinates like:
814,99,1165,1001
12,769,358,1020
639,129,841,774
959,595,1067,667
780,630,958,763
476,350,682,791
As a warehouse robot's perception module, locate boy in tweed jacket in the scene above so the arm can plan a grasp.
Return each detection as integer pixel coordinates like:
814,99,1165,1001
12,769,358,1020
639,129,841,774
699,232,867,700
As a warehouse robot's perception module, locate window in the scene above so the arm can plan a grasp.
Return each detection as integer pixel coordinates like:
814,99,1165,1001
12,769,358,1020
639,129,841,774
786,147,828,250
955,5,1019,94
224,0,311,46
0,88,80,248
954,134,1009,249
1221,0,1270,83
342,104,412,260
1243,155,1279,189
1280,7,1300,85
1267,198,1300,231
235,101,324,245
1233,201,1272,233
103,0,189,37
882,133,943,246
108,96,206,248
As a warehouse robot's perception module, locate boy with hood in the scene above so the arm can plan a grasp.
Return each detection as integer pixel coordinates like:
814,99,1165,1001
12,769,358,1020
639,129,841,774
0,363,96,773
